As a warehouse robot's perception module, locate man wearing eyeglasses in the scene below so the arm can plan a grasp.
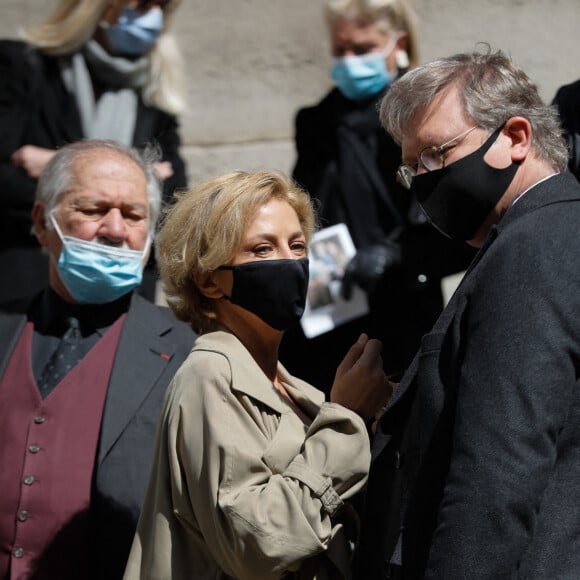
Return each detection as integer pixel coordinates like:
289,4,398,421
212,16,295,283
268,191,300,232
355,47,580,580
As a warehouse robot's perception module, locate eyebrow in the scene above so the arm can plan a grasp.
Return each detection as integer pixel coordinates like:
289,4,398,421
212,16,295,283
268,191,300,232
245,230,305,242
67,196,148,211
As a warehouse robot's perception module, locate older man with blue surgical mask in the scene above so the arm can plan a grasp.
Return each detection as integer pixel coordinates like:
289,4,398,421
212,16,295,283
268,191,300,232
0,140,195,580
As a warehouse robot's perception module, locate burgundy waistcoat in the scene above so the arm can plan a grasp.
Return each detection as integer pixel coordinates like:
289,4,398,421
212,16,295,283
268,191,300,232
0,315,125,580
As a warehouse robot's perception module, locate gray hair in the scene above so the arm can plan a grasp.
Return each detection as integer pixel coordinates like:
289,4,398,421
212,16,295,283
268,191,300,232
380,46,568,171
36,139,162,235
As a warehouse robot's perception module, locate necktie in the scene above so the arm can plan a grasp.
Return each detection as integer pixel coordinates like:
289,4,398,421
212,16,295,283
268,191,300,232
39,316,82,397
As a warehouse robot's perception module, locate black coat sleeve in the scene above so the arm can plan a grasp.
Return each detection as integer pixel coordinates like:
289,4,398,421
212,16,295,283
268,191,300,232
0,40,39,217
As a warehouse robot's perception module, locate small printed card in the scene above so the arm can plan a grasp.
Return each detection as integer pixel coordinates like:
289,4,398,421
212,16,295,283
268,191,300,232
300,223,369,338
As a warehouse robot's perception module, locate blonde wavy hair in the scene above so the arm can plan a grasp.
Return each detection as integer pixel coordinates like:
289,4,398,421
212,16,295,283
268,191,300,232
21,0,185,115
324,0,420,67
157,171,316,334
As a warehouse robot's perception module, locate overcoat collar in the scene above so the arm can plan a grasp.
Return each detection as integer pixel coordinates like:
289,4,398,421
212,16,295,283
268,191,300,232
373,171,580,457
192,330,325,418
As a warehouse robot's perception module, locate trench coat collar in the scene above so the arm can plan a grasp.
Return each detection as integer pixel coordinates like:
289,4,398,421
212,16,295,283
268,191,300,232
193,330,325,417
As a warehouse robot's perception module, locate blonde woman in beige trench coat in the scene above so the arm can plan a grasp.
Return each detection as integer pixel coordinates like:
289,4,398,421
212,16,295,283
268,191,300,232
123,171,393,580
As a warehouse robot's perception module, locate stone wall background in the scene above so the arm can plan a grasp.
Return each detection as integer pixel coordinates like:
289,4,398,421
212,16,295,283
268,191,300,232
3,0,580,187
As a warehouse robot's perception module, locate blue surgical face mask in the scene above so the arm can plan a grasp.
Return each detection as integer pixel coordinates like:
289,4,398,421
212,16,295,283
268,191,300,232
103,6,164,57
50,214,149,304
330,37,397,101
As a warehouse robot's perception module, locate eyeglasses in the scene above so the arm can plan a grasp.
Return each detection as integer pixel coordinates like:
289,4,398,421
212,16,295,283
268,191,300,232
397,125,480,190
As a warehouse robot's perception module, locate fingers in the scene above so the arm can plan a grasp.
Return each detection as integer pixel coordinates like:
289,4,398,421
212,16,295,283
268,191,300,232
10,146,55,178
330,333,388,420
335,333,368,378
10,146,24,166
153,161,174,180
354,337,383,370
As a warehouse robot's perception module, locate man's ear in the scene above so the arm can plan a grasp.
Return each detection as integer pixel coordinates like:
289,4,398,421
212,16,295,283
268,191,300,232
32,202,49,247
195,271,227,300
504,116,532,162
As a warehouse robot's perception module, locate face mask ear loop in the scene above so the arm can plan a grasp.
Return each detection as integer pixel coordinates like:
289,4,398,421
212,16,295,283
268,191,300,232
48,211,66,243
382,34,399,76
141,234,153,266
383,34,398,59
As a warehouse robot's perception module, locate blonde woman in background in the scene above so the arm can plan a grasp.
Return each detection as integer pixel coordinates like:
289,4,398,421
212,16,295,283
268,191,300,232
124,171,393,579
0,0,186,303
281,0,475,396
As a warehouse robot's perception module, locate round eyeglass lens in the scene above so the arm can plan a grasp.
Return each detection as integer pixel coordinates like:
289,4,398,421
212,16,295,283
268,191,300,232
420,147,443,171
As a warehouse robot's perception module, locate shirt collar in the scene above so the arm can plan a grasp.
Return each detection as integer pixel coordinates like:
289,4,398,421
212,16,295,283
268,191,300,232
511,173,558,206
31,287,131,337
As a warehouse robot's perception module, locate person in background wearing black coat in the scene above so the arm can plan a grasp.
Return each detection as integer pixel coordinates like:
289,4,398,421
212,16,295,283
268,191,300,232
552,77,580,181
280,0,475,394
0,0,187,304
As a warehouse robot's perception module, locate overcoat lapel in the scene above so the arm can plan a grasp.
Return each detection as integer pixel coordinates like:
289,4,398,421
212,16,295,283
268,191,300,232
0,312,26,380
97,295,178,464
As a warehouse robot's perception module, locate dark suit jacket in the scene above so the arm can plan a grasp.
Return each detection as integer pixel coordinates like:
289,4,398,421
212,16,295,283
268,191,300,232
0,40,187,303
0,292,195,579
357,172,580,579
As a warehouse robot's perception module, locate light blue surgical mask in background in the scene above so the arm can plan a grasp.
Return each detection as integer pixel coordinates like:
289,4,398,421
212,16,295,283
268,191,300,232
103,6,164,57
50,214,149,304
330,36,398,101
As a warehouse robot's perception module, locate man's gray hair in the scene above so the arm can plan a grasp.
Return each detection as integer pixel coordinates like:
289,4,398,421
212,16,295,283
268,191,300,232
36,139,162,235
380,46,568,172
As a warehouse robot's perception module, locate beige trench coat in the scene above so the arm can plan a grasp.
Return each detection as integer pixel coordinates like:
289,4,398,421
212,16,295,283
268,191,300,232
123,330,371,580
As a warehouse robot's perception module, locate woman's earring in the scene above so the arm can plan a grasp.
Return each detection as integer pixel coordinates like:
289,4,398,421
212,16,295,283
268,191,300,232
395,50,410,70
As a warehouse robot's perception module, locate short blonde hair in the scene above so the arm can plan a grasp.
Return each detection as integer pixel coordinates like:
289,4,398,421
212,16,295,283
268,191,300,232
157,171,316,334
324,0,420,67
21,0,185,115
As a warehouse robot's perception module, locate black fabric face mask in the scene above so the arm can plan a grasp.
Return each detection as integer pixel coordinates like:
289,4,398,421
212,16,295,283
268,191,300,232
411,125,520,241
218,258,309,331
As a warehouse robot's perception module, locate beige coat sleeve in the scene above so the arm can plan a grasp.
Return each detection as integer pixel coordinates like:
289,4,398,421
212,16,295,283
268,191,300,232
137,347,370,580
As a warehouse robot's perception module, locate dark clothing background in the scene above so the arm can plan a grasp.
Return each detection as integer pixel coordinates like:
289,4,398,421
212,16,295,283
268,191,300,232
0,290,195,579
280,87,475,394
357,173,580,579
0,40,187,304
552,78,580,181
